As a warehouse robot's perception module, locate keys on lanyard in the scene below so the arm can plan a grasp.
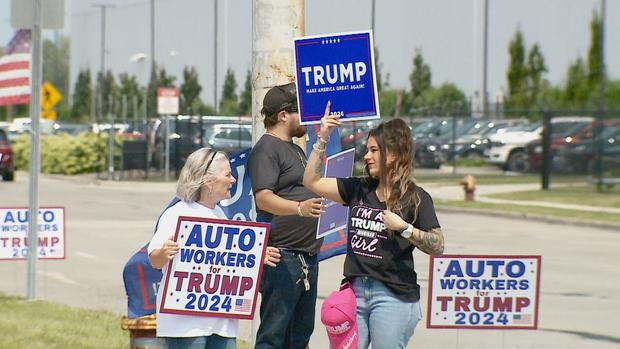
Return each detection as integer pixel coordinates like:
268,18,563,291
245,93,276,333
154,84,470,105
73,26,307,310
296,254,310,291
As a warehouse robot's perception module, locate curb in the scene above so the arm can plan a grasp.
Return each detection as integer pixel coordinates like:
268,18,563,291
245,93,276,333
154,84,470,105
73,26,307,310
435,205,620,232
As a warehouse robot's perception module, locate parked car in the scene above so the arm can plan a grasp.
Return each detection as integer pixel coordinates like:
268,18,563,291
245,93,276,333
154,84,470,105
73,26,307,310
526,119,620,172
203,124,252,155
339,120,379,162
486,116,594,172
414,118,473,168
8,117,56,135
437,119,528,161
53,122,92,135
553,123,620,174
151,115,252,169
0,129,15,181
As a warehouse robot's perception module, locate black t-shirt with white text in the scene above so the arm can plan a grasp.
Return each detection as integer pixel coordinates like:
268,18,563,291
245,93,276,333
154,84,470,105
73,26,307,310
248,135,322,254
337,177,441,302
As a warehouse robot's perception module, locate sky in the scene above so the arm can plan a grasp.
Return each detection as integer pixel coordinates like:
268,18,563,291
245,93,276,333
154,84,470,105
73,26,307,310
1,0,618,110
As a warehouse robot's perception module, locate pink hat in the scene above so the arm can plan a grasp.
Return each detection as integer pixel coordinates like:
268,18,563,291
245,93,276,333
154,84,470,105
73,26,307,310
321,283,358,349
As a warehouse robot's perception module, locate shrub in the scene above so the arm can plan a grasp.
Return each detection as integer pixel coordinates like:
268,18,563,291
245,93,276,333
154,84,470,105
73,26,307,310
12,132,123,175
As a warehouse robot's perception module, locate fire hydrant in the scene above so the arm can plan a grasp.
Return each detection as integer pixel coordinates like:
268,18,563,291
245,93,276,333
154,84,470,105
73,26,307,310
459,175,476,201
121,314,166,349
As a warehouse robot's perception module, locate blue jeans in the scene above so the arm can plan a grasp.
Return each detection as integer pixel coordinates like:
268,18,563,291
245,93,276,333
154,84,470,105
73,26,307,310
352,277,422,349
165,335,235,349
255,249,319,349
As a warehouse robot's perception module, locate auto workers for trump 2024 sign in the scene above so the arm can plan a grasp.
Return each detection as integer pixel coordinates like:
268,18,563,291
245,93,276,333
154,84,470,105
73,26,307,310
0,207,65,260
427,255,541,329
159,216,270,319
294,30,380,125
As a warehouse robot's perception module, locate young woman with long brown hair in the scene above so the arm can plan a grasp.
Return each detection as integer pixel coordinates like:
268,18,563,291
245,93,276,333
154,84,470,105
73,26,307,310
303,103,445,349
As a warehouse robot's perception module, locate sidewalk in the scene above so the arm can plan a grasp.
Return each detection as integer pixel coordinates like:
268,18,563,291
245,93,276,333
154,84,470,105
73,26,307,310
425,182,620,215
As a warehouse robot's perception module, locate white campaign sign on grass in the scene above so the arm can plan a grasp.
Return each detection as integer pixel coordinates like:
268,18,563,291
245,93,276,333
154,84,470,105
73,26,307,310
0,207,66,260
427,255,541,329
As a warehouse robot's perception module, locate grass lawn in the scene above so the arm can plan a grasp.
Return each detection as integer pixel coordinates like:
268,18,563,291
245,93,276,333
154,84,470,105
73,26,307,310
488,184,620,208
0,293,251,349
437,199,620,226
416,173,540,186
416,173,590,186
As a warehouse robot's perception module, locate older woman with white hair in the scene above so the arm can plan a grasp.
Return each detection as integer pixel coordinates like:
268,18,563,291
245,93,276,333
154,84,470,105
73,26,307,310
148,147,281,349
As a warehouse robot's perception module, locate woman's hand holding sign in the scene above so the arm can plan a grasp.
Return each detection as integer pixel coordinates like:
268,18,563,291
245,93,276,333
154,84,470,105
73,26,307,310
319,101,342,142
149,235,180,269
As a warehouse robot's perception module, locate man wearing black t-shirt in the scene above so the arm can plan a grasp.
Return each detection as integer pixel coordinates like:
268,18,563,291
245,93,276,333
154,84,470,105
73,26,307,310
248,82,326,349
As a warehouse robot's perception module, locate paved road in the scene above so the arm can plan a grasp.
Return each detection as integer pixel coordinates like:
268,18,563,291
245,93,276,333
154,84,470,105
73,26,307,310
0,174,619,348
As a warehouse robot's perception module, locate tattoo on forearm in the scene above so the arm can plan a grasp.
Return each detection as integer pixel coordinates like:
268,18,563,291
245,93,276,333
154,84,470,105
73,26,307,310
413,227,444,255
310,151,322,177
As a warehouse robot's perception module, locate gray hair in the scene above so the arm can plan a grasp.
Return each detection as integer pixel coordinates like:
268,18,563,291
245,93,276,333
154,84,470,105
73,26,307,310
176,147,228,203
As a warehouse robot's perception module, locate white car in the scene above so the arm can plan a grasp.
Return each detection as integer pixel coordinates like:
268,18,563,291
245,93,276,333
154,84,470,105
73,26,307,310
485,116,594,172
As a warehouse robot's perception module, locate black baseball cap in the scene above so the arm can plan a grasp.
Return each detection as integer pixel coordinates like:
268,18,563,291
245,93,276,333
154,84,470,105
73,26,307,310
261,82,298,116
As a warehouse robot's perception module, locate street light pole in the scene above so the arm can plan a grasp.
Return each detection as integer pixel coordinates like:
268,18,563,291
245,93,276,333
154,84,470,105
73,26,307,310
214,0,218,113
27,0,43,301
482,0,489,119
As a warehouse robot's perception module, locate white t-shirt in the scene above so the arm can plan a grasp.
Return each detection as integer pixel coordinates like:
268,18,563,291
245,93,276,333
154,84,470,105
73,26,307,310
148,200,238,338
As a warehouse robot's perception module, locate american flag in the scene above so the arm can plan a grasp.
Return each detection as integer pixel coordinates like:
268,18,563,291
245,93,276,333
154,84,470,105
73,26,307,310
234,298,252,313
512,313,533,325
0,29,31,106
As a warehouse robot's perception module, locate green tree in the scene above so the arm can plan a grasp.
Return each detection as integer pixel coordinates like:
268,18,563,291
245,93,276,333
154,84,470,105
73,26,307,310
563,57,589,108
374,48,383,92
237,70,252,115
117,73,142,119
71,69,92,121
43,35,70,120
219,68,238,115
414,83,469,113
94,70,118,118
587,11,603,90
193,100,216,115
180,66,202,115
505,29,529,110
537,80,564,109
526,43,547,107
409,49,431,104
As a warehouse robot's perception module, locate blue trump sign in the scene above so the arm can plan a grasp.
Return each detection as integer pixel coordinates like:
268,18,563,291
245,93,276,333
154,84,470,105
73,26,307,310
294,30,380,125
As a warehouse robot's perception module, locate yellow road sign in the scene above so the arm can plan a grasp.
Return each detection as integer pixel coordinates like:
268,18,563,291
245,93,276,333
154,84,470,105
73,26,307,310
42,81,62,110
41,110,57,120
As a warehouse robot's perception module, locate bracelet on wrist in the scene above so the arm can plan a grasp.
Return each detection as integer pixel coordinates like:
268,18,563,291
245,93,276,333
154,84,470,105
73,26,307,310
297,201,303,216
312,143,326,152
318,136,329,144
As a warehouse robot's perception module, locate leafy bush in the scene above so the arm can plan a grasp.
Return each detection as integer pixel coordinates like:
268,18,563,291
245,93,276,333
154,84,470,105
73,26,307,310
12,132,123,175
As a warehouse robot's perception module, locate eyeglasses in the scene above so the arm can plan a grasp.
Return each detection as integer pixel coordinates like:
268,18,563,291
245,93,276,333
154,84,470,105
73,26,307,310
203,150,218,176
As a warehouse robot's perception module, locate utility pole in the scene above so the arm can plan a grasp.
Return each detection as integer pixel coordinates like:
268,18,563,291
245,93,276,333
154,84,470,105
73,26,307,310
93,3,114,179
250,0,304,340
596,0,607,191
214,0,218,113
149,0,155,118
371,0,375,33
252,0,304,144
482,0,489,119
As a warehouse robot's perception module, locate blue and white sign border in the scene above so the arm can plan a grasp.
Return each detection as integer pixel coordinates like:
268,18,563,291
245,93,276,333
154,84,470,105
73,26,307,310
294,30,380,125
